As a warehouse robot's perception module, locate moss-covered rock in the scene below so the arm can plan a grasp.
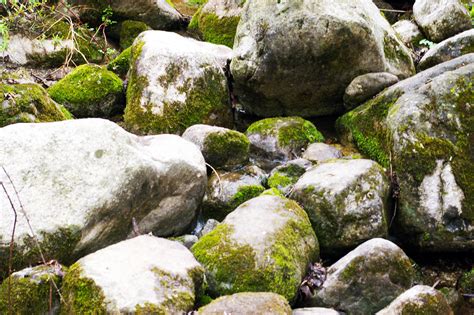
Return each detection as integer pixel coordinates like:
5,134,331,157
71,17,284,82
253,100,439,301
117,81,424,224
337,55,474,251
246,117,324,170
267,159,310,195
189,0,246,48
124,31,233,135
302,143,343,164
107,46,131,78
202,166,266,220
460,268,474,293
0,83,71,127
192,195,319,302
119,20,150,49
198,292,291,314
48,64,124,118
376,285,453,315
310,238,415,314
183,124,250,170
291,159,390,254
61,235,205,314
0,263,65,314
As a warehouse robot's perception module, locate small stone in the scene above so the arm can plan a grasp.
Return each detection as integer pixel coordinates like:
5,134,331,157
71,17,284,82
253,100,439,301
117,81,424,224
293,307,341,315
302,143,343,164
392,20,424,47
197,219,220,238
268,159,311,195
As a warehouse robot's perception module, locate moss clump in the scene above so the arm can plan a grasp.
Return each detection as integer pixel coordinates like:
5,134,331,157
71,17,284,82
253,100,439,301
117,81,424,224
48,64,124,118
124,45,232,134
260,188,284,197
203,130,250,168
268,164,306,191
189,11,241,48
0,267,62,313
192,200,318,302
247,117,324,153
460,268,474,293
0,83,72,127
120,20,149,49
107,46,131,78
229,185,265,211
61,263,106,314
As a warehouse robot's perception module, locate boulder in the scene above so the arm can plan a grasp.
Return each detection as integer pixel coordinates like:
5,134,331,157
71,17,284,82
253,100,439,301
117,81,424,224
48,64,124,118
291,159,390,253
267,159,311,195
309,238,415,314
189,0,246,48
246,117,325,170
376,285,453,315
192,195,319,302
70,0,184,30
198,292,292,315
413,0,472,42
392,20,423,47
61,235,204,314
302,143,343,164
0,119,206,278
202,166,266,220
337,54,474,251
418,29,474,70
230,0,414,117
343,72,399,109
0,263,64,314
0,83,71,127
182,124,250,170
119,20,150,50
125,31,234,134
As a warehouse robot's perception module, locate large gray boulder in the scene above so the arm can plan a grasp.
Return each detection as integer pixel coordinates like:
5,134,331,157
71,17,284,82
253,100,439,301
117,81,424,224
230,0,414,117
198,292,292,315
308,238,415,314
291,159,390,254
125,31,234,134
61,235,204,314
418,29,474,70
192,195,319,302
413,0,472,43
376,285,453,315
337,55,474,251
0,119,206,277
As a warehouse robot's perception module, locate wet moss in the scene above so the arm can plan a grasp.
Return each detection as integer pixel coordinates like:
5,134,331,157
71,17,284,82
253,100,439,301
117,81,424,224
203,130,250,168
48,64,124,118
0,83,72,127
120,20,149,49
61,263,107,314
107,46,131,78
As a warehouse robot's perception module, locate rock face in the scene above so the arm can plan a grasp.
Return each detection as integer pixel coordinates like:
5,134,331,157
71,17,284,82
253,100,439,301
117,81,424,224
246,117,325,170
70,0,184,30
418,29,474,71
125,31,234,134
0,263,64,314
189,0,246,48
202,166,266,220
61,235,204,314
309,238,415,314
48,64,124,118
0,83,71,127
343,72,399,109
337,54,474,251
192,195,319,302
0,119,206,277
198,292,292,315
230,0,414,117
302,144,343,164
376,285,453,315
182,124,250,170
392,20,423,47
291,159,390,253
413,0,472,42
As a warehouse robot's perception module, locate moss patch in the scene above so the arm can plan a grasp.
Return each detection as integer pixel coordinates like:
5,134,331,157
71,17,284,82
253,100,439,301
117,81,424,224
120,20,149,50
107,46,131,78
229,185,265,211
0,83,72,127
203,130,250,168
48,64,124,118
190,11,240,48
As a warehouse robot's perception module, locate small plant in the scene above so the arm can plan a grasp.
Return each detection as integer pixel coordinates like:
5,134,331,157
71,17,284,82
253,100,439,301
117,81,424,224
419,38,435,49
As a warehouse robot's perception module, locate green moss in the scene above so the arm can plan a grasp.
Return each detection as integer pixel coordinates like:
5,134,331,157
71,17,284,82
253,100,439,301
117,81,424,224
61,263,107,314
0,83,71,127
460,268,474,293
120,20,149,50
203,130,250,167
399,292,451,315
229,185,265,211
260,188,284,197
0,268,61,313
190,12,240,48
383,35,415,72
124,48,232,134
107,46,131,77
268,164,306,190
48,64,124,118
